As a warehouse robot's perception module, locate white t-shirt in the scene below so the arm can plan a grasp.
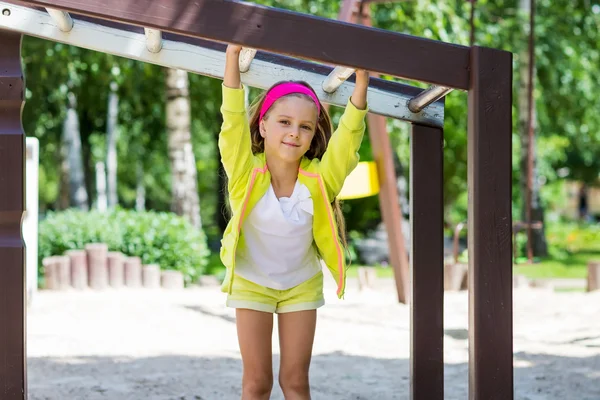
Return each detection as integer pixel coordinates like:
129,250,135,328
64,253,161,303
235,180,321,290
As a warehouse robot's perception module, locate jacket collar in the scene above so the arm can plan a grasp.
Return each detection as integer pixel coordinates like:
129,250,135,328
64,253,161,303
255,152,313,172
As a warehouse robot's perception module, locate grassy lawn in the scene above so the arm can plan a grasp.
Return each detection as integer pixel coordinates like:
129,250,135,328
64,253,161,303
513,250,600,279
203,251,600,281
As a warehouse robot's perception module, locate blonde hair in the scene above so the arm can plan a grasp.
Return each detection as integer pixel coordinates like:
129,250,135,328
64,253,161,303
248,80,348,250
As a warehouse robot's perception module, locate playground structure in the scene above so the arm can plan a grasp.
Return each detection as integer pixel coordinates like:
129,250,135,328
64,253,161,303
0,1,513,399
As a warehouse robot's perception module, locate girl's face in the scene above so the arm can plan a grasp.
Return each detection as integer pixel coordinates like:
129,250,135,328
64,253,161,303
259,96,318,163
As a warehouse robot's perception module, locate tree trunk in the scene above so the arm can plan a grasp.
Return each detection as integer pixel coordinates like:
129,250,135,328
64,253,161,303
165,68,202,230
62,91,88,210
106,81,119,208
136,161,146,211
95,162,108,211
518,0,547,258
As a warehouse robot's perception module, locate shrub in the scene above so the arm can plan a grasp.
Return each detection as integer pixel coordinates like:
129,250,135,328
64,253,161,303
38,208,210,283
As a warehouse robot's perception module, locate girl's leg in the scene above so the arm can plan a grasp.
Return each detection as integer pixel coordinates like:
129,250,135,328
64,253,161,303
236,309,274,400
277,310,317,400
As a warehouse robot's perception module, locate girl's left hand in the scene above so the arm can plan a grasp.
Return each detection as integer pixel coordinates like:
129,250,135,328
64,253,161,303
351,69,369,110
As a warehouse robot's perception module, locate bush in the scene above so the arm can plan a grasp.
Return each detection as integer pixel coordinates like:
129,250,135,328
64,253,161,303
546,221,600,257
38,208,210,283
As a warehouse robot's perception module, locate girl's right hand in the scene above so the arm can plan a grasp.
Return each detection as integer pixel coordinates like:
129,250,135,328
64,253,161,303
226,44,242,55
224,44,242,89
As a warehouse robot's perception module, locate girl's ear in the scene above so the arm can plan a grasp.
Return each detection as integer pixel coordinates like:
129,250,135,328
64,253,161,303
259,120,267,138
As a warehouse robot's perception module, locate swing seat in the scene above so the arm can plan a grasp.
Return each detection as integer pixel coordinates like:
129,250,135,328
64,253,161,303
338,161,379,200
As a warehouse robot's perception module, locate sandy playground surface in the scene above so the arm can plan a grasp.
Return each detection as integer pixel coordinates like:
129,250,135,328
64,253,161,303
27,273,600,400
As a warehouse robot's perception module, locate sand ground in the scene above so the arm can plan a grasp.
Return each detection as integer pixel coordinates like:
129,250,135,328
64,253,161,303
26,275,600,400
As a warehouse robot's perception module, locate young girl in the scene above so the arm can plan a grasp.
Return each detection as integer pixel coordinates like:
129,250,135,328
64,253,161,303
219,44,369,400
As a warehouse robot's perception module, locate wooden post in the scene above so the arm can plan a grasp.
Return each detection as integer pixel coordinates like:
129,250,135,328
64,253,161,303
468,46,514,399
42,256,58,290
125,256,143,287
86,243,109,290
0,28,27,400
410,124,444,400
107,252,125,288
67,249,88,289
587,261,600,292
54,255,71,290
162,270,185,290
142,264,161,288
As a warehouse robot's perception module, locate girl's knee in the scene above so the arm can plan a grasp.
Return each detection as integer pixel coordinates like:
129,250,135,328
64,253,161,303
279,371,310,397
243,373,273,399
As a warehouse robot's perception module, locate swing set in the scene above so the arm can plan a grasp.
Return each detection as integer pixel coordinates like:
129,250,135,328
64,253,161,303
0,0,513,398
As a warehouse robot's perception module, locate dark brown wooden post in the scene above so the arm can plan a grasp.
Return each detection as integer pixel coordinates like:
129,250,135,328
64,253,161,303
410,124,444,400
468,46,514,400
0,28,27,400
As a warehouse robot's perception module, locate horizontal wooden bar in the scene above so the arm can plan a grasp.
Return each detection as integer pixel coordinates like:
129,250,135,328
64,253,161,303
408,85,453,113
0,2,445,126
10,0,470,89
322,66,355,93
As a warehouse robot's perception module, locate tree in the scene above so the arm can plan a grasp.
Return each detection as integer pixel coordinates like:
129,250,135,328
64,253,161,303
166,68,203,230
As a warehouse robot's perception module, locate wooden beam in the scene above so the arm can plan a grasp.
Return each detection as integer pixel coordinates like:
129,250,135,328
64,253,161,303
322,66,355,93
0,29,27,400
0,2,445,126
408,85,453,113
143,28,162,53
45,7,73,31
11,0,470,89
238,47,257,73
467,46,514,399
410,123,444,399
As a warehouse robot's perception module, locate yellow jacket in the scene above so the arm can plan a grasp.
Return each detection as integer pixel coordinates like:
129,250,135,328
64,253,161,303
218,84,368,298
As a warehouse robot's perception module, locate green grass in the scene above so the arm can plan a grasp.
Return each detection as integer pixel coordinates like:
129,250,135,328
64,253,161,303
346,265,395,278
513,251,600,279
203,250,600,281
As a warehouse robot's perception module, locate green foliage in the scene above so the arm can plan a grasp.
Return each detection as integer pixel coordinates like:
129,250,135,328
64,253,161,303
38,209,210,283
546,221,600,257
20,0,600,253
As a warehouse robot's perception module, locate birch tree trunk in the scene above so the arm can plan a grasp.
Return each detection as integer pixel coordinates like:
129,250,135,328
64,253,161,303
519,0,547,257
136,161,146,211
166,68,202,230
106,81,119,208
61,91,88,210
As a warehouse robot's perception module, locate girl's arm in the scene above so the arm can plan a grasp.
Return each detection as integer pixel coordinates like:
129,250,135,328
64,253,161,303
219,44,253,196
320,70,370,200
224,45,242,89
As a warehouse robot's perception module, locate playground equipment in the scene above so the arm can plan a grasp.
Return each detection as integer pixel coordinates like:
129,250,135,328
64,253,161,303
0,1,514,399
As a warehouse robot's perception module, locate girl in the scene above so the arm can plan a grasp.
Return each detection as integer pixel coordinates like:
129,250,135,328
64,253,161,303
219,44,369,400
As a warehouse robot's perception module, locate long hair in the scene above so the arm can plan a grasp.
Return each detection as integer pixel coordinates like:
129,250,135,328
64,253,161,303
248,81,349,250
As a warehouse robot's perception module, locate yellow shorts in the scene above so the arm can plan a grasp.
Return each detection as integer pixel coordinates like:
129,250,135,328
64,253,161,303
226,271,325,314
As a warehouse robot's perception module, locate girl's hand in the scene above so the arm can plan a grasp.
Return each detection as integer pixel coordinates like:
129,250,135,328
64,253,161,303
351,69,369,110
226,44,242,55
224,44,242,88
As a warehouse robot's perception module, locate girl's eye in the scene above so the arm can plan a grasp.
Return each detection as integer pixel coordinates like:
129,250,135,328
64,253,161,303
302,125,311,130
279,120,290,125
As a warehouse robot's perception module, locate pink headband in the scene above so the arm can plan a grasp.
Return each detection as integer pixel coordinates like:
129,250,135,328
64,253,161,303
259,83,321,122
